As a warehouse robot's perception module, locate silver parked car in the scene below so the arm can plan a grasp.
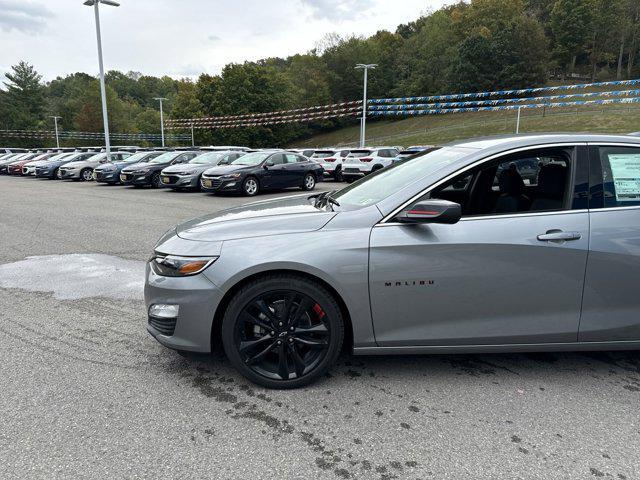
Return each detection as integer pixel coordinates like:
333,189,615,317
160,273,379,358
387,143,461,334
145,134,640,388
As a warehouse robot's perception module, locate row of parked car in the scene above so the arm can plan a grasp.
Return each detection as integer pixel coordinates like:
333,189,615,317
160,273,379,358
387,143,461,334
0,144,435,196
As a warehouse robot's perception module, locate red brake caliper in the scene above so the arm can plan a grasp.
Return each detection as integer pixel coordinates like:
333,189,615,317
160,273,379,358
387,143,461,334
313,303,326,319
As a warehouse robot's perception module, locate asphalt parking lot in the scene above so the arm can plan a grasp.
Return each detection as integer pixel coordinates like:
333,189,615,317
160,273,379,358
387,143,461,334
1,175,639,480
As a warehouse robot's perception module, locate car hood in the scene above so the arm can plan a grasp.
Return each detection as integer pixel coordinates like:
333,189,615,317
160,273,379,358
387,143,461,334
176,195,336,242
122,162,157,172
62,160,89,169
202,164,254,175
162,163,211,174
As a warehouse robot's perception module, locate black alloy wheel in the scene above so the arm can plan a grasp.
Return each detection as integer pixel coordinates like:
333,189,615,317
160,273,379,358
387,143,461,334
54,168,61,180
222,275,344,388
151,171,162,188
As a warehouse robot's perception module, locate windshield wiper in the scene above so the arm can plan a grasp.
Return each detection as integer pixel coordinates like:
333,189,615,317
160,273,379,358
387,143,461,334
309,190,340,210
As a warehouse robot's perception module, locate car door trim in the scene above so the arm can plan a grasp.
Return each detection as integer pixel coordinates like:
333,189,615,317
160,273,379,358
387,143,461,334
378,142,587,224
353,340,640,355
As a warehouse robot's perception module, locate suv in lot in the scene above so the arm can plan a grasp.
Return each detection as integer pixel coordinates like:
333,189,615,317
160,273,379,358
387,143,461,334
310,149,352,181
59,151,132,181
342,147,400,182
120,150,201,188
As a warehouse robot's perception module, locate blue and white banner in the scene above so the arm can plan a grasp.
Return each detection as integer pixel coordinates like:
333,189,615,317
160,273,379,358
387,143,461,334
367,97,640,117
368,89,640,110
368,79,640,104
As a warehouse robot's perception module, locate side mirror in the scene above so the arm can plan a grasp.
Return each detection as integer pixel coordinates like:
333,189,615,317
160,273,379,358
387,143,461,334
396,199,461,224
264,161,274,169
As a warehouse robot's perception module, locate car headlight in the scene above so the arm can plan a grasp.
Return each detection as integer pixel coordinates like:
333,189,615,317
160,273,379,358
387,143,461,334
149,254,218,277
222,173,241,179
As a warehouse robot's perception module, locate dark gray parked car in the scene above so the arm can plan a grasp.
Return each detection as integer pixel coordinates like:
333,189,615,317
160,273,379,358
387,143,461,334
146,134,640,388
93,150,162,184
120,151,200,188
160,151,246,190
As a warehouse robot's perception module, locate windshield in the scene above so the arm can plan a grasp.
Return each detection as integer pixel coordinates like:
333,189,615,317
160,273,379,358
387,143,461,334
231,152,270,165
332,147,471,207
348,150,372,158
114,151,151,164
148,152,181,164
189,152,224,164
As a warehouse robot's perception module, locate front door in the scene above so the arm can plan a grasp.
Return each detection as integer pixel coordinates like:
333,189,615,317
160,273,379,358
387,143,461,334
261,154,289,189
369,145,590,346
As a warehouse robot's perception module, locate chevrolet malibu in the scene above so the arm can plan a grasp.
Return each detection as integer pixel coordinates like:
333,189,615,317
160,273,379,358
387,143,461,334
200,150,323,196
93,150,161,184
59,151,132,181
146,134,640,388
35,151,97,179
160,150,246,191
120,150,200,188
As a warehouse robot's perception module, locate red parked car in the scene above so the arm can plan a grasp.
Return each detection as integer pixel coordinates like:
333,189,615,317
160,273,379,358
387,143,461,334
7,153,40,175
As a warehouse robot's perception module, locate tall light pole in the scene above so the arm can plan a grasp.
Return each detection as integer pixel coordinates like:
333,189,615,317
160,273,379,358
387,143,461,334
355,63,377,148
83,0,119,159
51,116,62,148
154,97,168,147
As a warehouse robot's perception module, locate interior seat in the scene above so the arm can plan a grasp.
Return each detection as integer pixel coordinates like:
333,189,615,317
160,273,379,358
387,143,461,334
493,166,530,213
530,163,567,211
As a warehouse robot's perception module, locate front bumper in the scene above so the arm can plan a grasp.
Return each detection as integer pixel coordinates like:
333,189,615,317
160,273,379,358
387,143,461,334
23,166,36,175
94,170,119,183
8,166,24,175
144,263,223,352
120,172,151,185
161,174,200,189
59,169,81,180
35,168,56,178
200,176,241,193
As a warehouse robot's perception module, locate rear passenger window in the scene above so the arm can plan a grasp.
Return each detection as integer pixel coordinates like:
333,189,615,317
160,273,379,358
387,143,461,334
599,146,640,207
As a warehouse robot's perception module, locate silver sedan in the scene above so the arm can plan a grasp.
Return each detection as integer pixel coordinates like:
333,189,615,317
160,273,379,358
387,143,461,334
145,134,640,388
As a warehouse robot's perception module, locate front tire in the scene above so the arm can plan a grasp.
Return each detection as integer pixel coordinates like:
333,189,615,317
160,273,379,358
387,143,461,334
80,168,93,182
221,274,344,389
54,168,61,180
242,176,259,196
333,166,343,182
151,172,162,188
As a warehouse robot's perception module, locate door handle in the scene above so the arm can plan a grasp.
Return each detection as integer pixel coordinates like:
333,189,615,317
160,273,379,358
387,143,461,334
537,230,582,242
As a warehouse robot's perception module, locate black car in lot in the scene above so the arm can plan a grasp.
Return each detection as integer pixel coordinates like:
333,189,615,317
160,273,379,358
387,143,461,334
35,152,97,179
160,150,246,190
200,150,323,196
120,150,200,188
93,150,162,184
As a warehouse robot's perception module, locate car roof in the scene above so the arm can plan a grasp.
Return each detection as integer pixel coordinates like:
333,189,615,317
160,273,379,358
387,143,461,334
446,133,640,150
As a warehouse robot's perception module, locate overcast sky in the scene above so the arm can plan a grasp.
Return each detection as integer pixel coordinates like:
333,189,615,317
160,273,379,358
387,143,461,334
0,0,450,82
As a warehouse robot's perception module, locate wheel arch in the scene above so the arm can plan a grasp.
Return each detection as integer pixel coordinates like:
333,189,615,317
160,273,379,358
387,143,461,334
210,268,354,354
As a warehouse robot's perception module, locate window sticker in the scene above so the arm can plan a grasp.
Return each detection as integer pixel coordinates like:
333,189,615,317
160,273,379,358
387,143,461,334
608,154,640,202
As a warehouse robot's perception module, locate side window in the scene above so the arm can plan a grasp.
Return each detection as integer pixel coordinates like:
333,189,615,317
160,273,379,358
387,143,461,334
284,154,299,164
598,146,640,207
377,150,388,158
340,150,350,158
270,154,285,165
430,147,575,217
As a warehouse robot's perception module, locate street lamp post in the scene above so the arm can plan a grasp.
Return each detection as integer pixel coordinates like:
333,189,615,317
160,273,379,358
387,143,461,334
83,0,119,159
51,116,62,148
154,97,168,147
355,63,377,148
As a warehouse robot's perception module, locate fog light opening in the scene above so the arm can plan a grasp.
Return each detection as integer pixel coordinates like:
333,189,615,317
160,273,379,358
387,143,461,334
149,304,179,319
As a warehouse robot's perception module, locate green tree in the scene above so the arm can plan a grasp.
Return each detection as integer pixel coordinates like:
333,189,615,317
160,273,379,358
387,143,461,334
2,61,45,130
550,0,593,76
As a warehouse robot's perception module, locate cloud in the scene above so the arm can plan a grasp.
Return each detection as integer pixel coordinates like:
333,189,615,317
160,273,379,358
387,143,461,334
0,0,53,34
208,34,221,42
299,0,372,21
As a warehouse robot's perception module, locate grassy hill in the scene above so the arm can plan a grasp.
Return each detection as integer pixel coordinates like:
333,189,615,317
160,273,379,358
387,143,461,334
291,104,640,148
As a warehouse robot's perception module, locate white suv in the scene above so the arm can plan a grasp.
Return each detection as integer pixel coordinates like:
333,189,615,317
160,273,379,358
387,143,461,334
310,148,351,181
341,147,400,182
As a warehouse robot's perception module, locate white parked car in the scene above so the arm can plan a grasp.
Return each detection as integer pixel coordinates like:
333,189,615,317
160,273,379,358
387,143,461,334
341,147,400,182
288,148,316,158
309,148,352,181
